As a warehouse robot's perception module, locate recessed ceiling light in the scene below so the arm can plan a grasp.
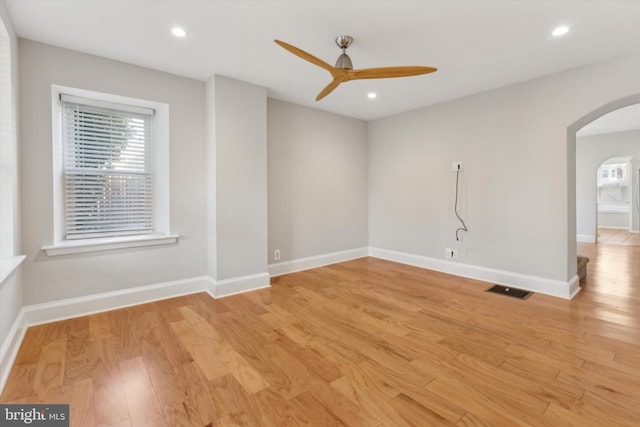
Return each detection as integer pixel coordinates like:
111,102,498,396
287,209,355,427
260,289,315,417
552,26,569,37
171,27,187,38
368,92,377,99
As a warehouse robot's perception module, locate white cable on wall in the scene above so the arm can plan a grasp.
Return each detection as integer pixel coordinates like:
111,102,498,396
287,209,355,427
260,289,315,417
454,166,468,241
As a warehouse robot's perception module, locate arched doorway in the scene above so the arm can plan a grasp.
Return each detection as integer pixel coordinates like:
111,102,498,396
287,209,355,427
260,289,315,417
567,94,640,286
576,104,640,244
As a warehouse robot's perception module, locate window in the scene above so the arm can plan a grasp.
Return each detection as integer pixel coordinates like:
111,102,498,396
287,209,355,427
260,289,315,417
43,86,176,256
597,161,629,213
61,95,154,239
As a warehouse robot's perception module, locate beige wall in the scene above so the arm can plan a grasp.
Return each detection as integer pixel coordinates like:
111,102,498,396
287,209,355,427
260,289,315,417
19,39,207,305
208,75,268,281
369,54,640,287
267,99,368,263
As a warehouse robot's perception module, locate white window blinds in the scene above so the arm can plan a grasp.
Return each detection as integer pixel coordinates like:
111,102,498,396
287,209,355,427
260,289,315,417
61,95,154,239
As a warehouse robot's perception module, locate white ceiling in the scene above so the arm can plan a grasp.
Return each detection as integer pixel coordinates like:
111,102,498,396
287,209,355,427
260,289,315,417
577,103,640,137
6,0,640,121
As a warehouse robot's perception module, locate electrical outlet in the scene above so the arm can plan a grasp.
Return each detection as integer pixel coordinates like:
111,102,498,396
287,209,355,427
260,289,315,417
452,161,462,172
451,249,458,259
445,248,458,259
274,249,281,261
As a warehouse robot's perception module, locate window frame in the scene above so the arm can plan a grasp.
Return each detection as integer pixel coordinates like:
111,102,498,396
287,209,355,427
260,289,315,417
597,161,630,214
43,85,177,256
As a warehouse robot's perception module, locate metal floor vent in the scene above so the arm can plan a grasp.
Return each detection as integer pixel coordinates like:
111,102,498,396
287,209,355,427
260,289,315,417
485,284,532,300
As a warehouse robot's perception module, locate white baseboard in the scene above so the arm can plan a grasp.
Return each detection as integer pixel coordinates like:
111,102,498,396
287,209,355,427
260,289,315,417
22,276,210,327
369,247,580,300
577,234,596,243
208,272,271,298
0,271,276,395
0,310,26,394
0,275,209,394
268,247,369,277
566,274,581,299
597,226,629,230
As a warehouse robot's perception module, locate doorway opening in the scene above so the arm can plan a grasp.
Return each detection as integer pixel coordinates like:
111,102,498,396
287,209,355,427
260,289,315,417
574,100,640,247
595,157,640,245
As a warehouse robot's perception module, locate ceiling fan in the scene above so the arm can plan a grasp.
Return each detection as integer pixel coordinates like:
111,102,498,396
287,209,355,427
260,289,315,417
274,35,437,101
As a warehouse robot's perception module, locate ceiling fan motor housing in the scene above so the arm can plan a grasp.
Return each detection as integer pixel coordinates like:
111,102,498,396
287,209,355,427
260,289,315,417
335,35,354,69
335,53,353,70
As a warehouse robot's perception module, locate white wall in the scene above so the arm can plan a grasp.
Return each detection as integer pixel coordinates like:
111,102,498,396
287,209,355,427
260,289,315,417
369,54,640,294
0,2,14,260
576,130,640,239
19,40,207,305
205,78,217,279
597,212,628,229
267,99,368,263
0,0,18,260
0,0,19,264
632,157,640,233
207,75,268,281
0,0,23,387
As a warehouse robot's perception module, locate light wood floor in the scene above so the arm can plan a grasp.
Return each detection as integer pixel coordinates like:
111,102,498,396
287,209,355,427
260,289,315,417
597,227,640,246
1,248,639,426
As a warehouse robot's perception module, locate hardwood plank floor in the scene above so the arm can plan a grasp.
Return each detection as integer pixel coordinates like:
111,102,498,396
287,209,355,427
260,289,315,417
597,228,640,246
2,247,639,426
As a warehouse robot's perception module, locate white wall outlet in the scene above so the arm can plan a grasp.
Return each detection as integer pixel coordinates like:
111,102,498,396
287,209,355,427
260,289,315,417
451,249,458,259
274,249,281,261
452,161,462,172
445,248,458,259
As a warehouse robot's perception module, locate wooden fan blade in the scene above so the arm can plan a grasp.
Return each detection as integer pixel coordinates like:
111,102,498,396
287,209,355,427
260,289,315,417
347,66,437,80
274,40,335,73
316,79,342,101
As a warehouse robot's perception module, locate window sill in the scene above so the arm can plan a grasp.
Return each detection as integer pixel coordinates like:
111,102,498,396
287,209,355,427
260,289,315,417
41,234,179,256
0,255,26,287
